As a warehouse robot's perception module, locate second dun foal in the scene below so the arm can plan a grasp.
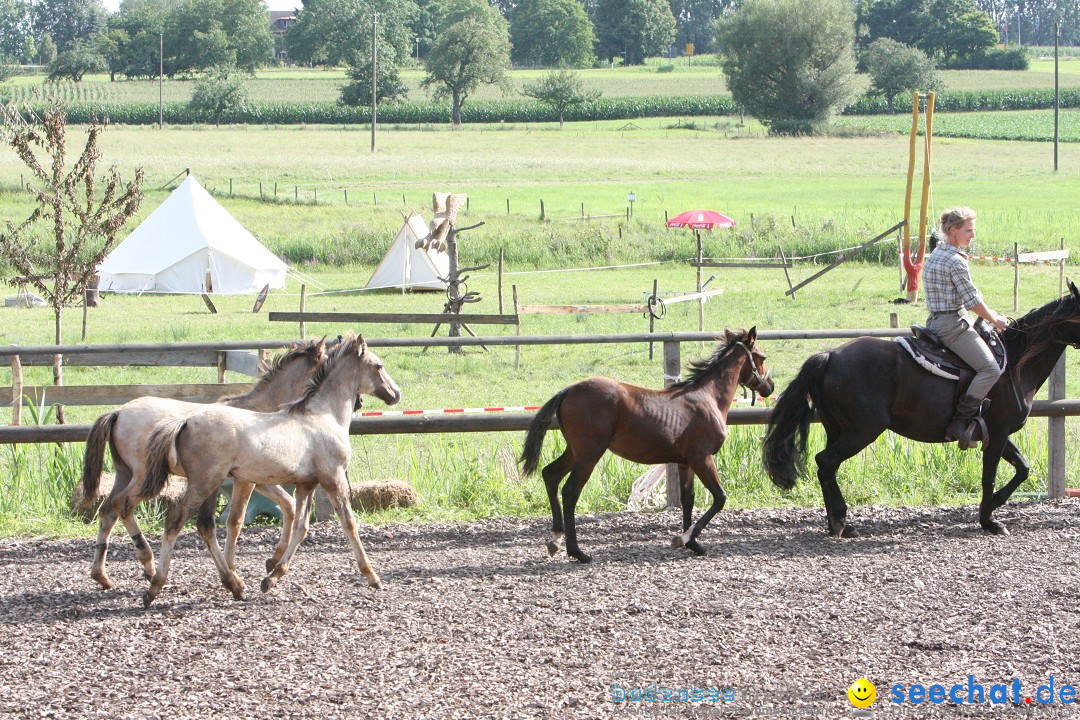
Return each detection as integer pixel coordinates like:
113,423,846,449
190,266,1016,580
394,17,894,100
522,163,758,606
141,332,400,607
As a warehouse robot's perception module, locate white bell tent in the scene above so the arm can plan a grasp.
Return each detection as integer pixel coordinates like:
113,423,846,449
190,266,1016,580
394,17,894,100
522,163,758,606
97,174,289,294
364,213,449,291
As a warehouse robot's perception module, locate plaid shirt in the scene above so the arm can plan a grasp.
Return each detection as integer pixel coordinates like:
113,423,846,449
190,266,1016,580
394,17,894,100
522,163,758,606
923,242,983,313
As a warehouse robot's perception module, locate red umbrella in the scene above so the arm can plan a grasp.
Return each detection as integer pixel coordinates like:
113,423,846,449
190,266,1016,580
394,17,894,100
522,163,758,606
666,209,737,229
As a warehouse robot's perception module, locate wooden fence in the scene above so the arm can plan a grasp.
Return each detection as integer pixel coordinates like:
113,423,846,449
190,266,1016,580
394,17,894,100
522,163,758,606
1,329,1073,503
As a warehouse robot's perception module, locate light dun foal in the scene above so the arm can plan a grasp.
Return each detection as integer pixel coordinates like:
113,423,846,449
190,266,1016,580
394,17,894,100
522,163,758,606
141,333,400,607
82,339,327,590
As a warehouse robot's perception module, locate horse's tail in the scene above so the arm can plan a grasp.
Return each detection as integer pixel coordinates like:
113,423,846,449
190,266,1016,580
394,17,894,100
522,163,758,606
762,352,830,490
80,411,118,503
142,418,186,499
520,389,569,477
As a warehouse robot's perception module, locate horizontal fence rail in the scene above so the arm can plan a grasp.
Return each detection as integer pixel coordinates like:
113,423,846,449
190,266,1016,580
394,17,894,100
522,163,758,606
3,329,1071,499
3,400,1078,443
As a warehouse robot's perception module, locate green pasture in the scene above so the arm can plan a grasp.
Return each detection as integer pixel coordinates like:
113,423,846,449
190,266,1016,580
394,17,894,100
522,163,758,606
1,124,1077,270
2,60,1079,107
838,108,1080,142
1,120,1079,538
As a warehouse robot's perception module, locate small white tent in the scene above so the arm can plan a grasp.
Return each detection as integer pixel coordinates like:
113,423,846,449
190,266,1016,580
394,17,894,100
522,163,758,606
364,214,449,291
97,174,289,294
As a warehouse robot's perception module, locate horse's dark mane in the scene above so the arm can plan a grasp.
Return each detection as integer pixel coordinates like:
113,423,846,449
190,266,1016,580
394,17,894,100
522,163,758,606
284,333,358,414
219,340,320,404
1003,294,1078,375
671,330,748,389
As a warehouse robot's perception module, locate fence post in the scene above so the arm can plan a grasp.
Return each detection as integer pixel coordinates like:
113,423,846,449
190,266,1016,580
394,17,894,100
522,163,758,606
10,354,22,426
1048,262,1066,498
299,284,308,339
1048,353,1066,498
663,340,682,509
513,285,521,369
540,199,545,221
1013,242,1019,312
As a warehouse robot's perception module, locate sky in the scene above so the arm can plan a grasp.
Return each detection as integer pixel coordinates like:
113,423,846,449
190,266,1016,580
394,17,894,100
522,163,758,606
102,0,301,11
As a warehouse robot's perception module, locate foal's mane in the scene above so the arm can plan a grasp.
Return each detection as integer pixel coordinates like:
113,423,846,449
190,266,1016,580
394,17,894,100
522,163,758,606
671,329,749,389
1004,294,1079,375
218,339,322,403
284,332,360,414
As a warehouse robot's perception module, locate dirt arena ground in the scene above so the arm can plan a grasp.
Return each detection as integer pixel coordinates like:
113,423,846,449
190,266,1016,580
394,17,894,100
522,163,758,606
1,499,1079,719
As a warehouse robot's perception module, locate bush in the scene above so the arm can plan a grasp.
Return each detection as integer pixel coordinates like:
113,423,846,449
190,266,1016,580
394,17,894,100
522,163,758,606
944,46,1030,71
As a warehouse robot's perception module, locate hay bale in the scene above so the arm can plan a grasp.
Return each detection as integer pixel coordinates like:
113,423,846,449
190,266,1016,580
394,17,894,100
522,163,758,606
348,479,419,513
69,472,187,522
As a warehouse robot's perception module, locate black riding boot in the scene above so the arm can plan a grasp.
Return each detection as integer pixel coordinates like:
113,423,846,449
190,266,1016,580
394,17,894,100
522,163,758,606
946,394,984,450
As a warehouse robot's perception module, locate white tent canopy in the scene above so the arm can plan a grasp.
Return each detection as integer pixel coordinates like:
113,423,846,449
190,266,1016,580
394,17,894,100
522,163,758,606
364,214,449,291
97,174,289,295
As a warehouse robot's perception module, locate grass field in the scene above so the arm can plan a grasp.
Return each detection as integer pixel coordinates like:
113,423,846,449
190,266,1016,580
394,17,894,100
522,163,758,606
2,60,1079,106
837,108,1080,142
1,71,1079,537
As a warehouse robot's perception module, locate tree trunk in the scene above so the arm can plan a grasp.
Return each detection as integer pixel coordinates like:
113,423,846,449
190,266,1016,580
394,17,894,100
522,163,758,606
53,307,66,424
559,110,564,129
452,92,463,126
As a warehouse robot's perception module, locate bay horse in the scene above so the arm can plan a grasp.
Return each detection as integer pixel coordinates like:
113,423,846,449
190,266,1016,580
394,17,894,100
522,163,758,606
520,327,773,563
140,332,400,607
82,338,327,590
762,281,1080,538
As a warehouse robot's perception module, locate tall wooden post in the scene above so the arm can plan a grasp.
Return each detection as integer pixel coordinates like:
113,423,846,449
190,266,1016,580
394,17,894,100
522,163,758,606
299,284,307,339
10,355,22,426
1048,264,1066,498
663,340,682,509
696,231,704,337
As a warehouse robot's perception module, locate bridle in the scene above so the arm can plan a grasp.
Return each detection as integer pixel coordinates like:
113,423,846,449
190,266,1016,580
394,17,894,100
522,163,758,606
735,341,770,392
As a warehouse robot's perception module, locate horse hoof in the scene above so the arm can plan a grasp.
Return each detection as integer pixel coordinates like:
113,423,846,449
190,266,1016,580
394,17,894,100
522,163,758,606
260,577,276,594
91,573,114,590
569,551,592,564
545,541,560,557
685,540,706,556
981,521,1010,536
367,576,383,591
670,535,685,549
142,590,156,609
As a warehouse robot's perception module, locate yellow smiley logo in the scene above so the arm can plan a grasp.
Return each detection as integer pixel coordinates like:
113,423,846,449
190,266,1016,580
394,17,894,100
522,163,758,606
848,678,876,708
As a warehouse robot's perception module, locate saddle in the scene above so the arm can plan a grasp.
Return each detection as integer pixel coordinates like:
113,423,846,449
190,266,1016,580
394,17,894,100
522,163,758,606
896,317,1006,389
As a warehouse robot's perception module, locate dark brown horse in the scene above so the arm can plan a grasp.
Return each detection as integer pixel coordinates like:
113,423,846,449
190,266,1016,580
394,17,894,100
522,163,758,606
520,327,774,562
763,281,1080,538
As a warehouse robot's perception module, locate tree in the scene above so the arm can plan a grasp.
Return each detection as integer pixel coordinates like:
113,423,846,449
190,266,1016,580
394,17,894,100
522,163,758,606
0,103,143,422
103,0,167,78
286,0,418,69
422,0,510,126
510,0,596,67
33,0,107,53
189,66,249,126
522,67,600,127
46,39,106,81
0,0,34,63
593,0,676,65
717,0,856,135
865,38,942,112
922,0,998,63
669,0,739,55
864,0,997,63
36,34,58,65
0,57,15,83
164,0,272,75
340,46,410,106
91,29,129,81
